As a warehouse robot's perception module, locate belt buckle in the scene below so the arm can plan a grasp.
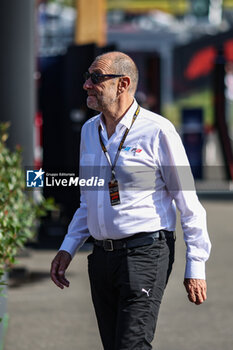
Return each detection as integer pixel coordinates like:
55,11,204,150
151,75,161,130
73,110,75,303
103,239,114,251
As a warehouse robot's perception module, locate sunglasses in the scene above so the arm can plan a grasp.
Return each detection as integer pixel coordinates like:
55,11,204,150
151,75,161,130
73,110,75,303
83,71,125,85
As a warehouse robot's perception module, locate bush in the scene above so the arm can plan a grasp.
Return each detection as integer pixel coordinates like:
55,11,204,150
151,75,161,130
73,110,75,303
0,122,55,295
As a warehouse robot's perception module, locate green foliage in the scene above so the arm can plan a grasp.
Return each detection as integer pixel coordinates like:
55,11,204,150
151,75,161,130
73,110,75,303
0,123,55,287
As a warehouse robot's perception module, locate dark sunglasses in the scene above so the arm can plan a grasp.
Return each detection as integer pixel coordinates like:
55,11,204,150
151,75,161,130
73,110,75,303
83,71,125,85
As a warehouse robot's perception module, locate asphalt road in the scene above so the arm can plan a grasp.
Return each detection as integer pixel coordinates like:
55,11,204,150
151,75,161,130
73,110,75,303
4,200,233,350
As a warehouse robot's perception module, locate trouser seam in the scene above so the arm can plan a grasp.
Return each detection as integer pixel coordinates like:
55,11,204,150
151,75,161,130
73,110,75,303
141,245,162,347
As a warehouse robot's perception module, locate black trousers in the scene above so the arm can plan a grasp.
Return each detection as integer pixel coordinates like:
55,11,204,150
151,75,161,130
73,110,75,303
88,232,175,350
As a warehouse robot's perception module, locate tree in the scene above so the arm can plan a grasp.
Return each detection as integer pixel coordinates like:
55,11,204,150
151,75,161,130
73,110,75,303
0,122,55,309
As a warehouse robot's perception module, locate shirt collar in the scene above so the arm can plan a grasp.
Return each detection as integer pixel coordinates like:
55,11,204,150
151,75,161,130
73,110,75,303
97,99,138,132
116,99,138,131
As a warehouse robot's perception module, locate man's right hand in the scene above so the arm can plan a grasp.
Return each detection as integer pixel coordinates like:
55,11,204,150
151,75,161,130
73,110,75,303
50,250,72,289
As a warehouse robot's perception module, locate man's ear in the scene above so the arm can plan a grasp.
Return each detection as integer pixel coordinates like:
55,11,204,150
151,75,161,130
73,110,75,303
118,76,130,94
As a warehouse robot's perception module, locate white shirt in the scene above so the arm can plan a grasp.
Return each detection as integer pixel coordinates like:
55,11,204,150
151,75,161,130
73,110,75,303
60,99,211,279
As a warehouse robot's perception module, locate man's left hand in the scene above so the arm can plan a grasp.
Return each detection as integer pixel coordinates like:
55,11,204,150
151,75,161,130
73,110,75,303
183,278,207,305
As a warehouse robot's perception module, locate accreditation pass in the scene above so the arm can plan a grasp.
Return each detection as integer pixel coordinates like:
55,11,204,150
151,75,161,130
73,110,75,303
108,179,121,206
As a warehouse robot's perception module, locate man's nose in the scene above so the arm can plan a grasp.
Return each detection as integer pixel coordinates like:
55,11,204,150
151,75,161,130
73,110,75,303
83,77,93,90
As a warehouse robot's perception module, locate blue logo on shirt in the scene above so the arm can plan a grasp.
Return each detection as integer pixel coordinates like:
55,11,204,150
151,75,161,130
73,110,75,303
26,169,45,187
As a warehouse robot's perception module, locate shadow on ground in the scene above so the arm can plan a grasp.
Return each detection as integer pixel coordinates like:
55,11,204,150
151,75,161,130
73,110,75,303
8,267,76,288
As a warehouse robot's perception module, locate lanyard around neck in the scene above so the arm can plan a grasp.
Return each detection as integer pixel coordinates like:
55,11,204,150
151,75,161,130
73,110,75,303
98,105,140,180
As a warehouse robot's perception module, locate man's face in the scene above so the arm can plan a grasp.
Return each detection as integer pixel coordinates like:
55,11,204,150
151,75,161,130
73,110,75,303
83,56,119,112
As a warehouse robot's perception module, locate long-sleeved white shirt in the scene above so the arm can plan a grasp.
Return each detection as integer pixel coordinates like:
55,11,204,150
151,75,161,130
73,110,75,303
59,99,211,279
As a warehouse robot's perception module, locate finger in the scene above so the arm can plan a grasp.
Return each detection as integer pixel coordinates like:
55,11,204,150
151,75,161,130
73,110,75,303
196,284,207,304
50,259,68,289
194,290,204,305
57,259,70,286
50,261,65,289
52,277,65,289
55,257,70,287
50,252,72,289
194,283,207,305
50,260,59,281
184,280,194,302
51,272,65,289
188,291,196,303
202,286,207,301
187,286,196,303
57,269,70,287
189,283,206,304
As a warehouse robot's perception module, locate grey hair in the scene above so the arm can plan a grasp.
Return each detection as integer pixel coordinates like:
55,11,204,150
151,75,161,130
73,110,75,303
95,52,139,96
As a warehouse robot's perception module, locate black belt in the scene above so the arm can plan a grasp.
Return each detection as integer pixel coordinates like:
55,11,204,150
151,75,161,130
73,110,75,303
94,230,174,252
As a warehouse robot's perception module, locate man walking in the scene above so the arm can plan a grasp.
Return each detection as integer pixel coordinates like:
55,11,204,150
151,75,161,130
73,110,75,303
51,51,211,350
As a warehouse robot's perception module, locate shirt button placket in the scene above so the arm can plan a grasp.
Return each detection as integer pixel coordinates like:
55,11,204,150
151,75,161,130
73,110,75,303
97,153,107,237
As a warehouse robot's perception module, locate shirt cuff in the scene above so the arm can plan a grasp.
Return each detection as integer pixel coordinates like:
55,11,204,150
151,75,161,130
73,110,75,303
59,237,85,258
185,259,206,280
